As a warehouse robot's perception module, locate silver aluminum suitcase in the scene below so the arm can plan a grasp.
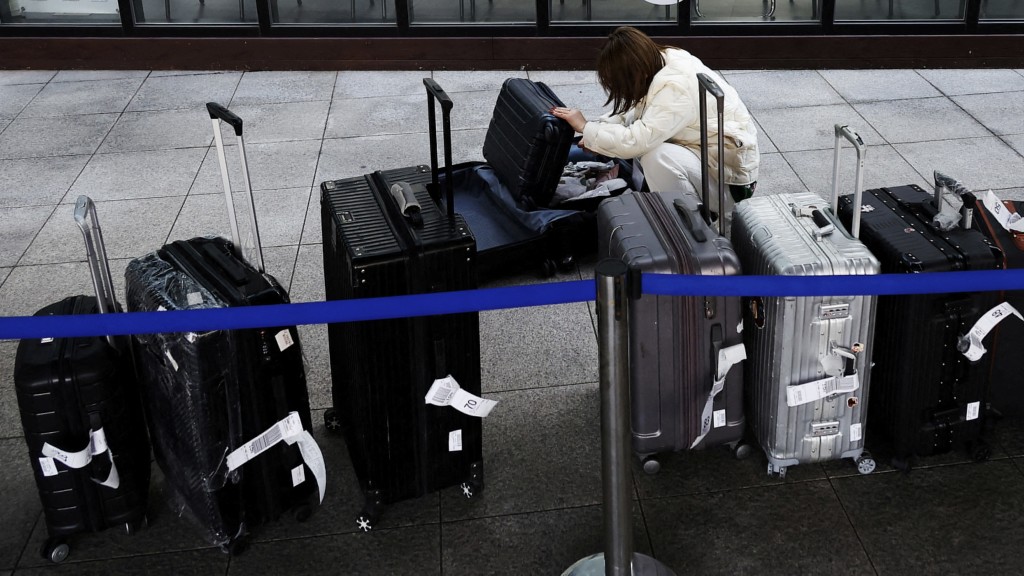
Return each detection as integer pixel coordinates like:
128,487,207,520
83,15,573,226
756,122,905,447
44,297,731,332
731,125,880,478
598,74,749,474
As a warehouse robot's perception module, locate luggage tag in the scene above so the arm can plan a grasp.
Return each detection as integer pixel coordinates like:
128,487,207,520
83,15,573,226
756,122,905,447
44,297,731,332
786,374,859,407
425,375,498,418
690,343,746,449
39,427,120,489
982,190,1024,233
225,412,327,503
958,302,1024,362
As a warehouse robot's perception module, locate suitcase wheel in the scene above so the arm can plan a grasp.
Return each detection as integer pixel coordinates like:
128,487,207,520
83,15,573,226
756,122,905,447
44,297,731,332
767,463,787,478
730,441,754,461
855,453,877,475
967,440,991,463
459,480,483,499
293,504,313,523
891,457,913,474
42,538,70,564
540,259,557,278
124,515,149,536
356,512,378,533
640,456,661,476
324,408,342,435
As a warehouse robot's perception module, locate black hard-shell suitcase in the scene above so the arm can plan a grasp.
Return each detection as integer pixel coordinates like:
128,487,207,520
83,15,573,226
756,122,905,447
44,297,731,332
482,77,576,208
320,80,484,533
597,74,748,473
124,104,323,552
972,193,1024,417
14,196,151,564
838,175,1004,469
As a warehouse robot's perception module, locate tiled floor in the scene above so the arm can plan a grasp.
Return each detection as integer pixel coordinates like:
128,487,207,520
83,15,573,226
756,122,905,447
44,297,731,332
1,66,1024,575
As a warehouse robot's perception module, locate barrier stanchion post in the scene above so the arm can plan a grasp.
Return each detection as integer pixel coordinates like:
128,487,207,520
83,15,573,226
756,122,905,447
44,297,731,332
564,260,675,576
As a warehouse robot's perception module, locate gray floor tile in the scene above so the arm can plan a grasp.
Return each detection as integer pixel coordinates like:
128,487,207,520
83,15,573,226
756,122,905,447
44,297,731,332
894,137,1024,191
149,71,239,78
442,505,652,576
168,187,310,248
66,148,205,203
527,69,599,86
285,243,323,304
97,109,214,153
0,341,22,440
0,70,55,85
261,244,299,293
316,134,431,183
298,324,331,411
0,262,92,317
450,128,487,163
431,70,527,94
300,187,322,245
819,69,942,103
334,70,431,99
832,460,1024,575
230,71,337,106
441,383,602,521
0,205,54,267
126,72,241,112
0,114,118,159
750,151,809,196
783,145,930,198
0,440,42,570
753,104,884,152
991,416,1024,457
51,70,150,83
0,155,90,208
917,68,1024,96
751,116,777,154
20,197,184,265
0,267,9,288
216,101,329,144
1005,133,1024,156
190,140,320,195
953,91,1024,135
643,481,874,575
19,79,143,118
326,94,427,139
480,298,597,392
0,83,43,117
15,549,227,576
721,70,845,110
230,524,440,576
855,97,992,143
445,89,503,131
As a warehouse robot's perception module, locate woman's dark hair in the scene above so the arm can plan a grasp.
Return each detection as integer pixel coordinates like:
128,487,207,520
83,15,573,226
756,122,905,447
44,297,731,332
596,26,668,116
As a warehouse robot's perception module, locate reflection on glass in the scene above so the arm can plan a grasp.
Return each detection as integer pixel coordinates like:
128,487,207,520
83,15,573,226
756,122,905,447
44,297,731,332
132,0,258,23
693,0,819,22
981,0,1024,19
273,0,395,23
411,0,533,23
550,0,674,22
1,0,121,24
834,0,965,21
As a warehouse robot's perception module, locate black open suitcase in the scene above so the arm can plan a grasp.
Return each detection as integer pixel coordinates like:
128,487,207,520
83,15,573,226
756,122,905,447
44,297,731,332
320,79,484,532
124,104,323,553
838,174,1004,470
14,196,151,563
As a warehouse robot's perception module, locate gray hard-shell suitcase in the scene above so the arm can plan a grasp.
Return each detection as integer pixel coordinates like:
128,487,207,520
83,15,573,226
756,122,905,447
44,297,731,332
597,74,749,474
731,125,880,478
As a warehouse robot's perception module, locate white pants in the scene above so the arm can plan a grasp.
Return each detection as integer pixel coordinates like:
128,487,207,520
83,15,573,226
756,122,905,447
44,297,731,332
638,142,735,236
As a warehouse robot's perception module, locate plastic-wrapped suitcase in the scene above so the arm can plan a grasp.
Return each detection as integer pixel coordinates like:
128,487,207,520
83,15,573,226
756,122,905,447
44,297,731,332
482,77,576,208
14,196,151,564
320,80,484,533
973,192,1024,417
837,172,1004,469
732,125,880,478
124,104,324,552
597,74,749,474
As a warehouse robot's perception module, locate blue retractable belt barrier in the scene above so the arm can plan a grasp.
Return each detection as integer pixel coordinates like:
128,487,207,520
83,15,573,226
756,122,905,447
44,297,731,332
2,269,1024,340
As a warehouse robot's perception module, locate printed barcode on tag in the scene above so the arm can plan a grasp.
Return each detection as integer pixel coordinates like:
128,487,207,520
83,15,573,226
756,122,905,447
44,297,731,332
432,387,451,405
251,424,283,456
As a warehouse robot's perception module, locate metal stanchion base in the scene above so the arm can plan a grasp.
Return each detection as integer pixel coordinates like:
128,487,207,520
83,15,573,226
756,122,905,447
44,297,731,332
562,552,676,576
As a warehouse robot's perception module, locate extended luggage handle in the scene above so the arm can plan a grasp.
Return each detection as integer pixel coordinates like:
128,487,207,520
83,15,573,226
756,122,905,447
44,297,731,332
831,124,867,238
206,102,266,274
697,72,727,236
73,195,118,347
423,78,456,220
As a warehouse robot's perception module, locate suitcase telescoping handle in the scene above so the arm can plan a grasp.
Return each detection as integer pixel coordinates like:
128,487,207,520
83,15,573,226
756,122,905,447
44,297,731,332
423,78,456,220
206,102,266,274
696,73,727,236
831,124,867,239
73,196,118,347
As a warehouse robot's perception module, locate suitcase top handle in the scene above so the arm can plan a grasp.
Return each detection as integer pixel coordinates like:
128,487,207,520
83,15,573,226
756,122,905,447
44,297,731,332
423,77,456,220
831,124,867,239
73,196,118,347
696,73,726,236
207,102,243,136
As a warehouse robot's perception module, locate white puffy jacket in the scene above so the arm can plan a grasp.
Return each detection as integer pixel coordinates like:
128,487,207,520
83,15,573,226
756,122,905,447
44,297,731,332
580,48,760,186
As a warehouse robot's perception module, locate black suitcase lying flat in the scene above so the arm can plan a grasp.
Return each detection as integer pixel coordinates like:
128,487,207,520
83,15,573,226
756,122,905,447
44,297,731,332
320,81,483,532
838,177,1003,469
14,196,151,563
124,104,323,552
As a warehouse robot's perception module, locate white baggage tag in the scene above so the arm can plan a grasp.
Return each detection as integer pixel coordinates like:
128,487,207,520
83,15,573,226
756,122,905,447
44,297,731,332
425,376,460,407
425,375,498,417
226,412,302,472
786,374,860,407
285,431,327,503
275,329,295,352
291,465,305,487
449,429,463,452
967,401,981,421
850,423,863,443
41,442,92,470
186,292,204,307
38,457,59,477
690,343,746,449
165,350,179,372
959,302,1023,362
982,191,1024,233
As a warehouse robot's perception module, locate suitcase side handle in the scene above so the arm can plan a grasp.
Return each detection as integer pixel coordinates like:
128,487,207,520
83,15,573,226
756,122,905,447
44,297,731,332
207,101,266,274
673,198,708,243
697,73,726,236
423,78,456,219
73,196,119,347
831,124,866,238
